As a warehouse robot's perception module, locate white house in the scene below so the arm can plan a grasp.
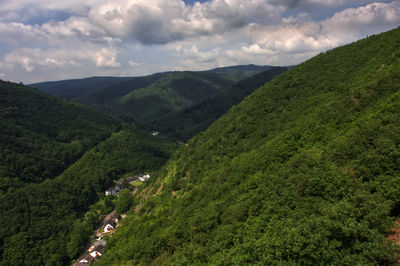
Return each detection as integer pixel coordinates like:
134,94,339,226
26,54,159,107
139,174,151,182
104,184,122,195
104,223,114,233
103,219,117,233
89,250,102,258
77,255,94,264
89,245,104,258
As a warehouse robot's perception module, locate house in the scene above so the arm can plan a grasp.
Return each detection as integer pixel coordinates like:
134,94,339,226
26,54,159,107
89,245,104,258
77,255,94,264
103,219,117,233
104,187,116,196
139,174,151,182
151,131,160,136
104,184,122,195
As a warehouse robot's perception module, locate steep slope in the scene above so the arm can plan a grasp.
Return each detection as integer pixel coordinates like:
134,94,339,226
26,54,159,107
30,76,134,100
150,66,289,141
0,80,119,188
30,73,166,106
0,81,176,265
205,64,275,82
115,71,235,125
31,65,275,138
99,27,400,265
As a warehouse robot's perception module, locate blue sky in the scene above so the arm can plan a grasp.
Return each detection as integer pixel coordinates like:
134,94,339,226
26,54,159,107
0,0,398,83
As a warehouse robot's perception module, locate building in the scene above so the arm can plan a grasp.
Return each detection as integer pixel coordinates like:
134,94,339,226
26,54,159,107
76,255,94,265
105,184,122,195
103,219,117,233
139,174,151,182
89,245,104,258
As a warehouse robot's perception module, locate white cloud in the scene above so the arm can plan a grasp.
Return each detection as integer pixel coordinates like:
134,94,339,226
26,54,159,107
0,47,120,72
95,48,120,67
0,0,399,83
87,0,285,44
128,60,140,67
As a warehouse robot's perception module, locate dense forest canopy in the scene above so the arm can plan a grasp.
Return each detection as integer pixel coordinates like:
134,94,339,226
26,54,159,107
98,27,400,265
0,81,176,265
31,65,280,141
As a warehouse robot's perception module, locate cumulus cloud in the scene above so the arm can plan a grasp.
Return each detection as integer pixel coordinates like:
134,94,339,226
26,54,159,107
0,0,399,83
87,0,285,45
0,47,120,73
241,1,400,59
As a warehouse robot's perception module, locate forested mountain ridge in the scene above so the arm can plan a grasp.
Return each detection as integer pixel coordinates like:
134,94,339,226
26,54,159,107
114,71,235,125
31,65,278,139
150,66,289,141
30,65,271,103
98,27,400,265
0,80,119,189
0,81,176,265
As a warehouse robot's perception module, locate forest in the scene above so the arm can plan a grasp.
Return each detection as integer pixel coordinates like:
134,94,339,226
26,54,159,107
31,65,280,141
97,27,400,265
0,81,175,265
2,26,400,265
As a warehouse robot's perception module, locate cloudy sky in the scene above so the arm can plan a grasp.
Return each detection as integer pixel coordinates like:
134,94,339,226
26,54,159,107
0,0,399,83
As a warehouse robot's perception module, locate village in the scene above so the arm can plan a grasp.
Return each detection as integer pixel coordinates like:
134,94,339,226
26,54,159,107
73,173,151,265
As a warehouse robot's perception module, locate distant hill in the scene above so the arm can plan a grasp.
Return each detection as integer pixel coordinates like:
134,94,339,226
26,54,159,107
31,65,282,139
31,73,167,105
0,80,175,265
98,27,400,265
0,80,119,187
204,64,275,82
113,71,235,125
148,66,289,140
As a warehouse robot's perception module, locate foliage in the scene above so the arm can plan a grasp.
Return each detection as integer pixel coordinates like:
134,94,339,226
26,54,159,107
0,82,176,265
32,65,275,140
98,27,400,265
151,67,289,141
0,81,120,188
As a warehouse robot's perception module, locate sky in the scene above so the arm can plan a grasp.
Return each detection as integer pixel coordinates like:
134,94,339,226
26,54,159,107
0,0,399,83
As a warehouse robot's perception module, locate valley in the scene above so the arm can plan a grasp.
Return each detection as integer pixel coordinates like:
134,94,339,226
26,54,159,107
1,27,400,265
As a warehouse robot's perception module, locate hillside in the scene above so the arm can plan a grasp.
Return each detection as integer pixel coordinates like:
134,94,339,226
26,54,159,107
98,27,400,265
149,66,289,141
114,71,235,125
0,80,119,188
0,81,176,265
31,65,275,137
30,74,166,106
205,64,275,82
31,65,271,104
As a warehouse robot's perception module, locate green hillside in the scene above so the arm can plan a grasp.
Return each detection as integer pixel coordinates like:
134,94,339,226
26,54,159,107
150,67,289,141
98,27,400,265
0,80,119,188
31,65,275,139
30,76,135,100
115,71,235,125
0,81,176,265
205,64,275,82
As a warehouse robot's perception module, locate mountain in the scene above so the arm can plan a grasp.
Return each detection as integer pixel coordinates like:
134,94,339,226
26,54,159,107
30,73,167,106
31,65,272,103
149,66,289,141
0,81,176,265
205,64,276,82
113,71,235,124
98,27,400,265
0,80,119,188
31,65,285,140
